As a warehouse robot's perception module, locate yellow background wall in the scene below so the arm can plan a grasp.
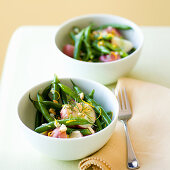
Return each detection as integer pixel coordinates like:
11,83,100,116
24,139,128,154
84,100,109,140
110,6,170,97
0,0,170,76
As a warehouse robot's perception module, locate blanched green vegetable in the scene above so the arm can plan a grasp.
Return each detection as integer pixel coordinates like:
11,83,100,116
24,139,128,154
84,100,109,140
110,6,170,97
62,23,135,62
37,92,54,122
74,29,85,60
35,118,92,133
92,23,132,30
30,75,113,138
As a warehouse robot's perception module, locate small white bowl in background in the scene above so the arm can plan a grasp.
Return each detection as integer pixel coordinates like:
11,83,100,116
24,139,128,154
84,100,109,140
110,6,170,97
18,77,119,160
55,14,144,85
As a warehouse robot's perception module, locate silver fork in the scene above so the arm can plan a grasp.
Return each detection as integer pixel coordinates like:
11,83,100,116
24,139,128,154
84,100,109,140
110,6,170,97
116,88,140,169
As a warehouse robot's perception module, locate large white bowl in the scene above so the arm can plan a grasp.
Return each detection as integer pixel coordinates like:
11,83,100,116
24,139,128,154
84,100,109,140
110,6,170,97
18,77,119,160
55,14,144,85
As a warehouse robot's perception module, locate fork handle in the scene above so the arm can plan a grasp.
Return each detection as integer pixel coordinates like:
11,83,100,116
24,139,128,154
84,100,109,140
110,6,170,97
122,120,140,169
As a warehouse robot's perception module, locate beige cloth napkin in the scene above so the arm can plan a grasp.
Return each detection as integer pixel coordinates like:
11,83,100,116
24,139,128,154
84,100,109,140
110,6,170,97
79,78,170,170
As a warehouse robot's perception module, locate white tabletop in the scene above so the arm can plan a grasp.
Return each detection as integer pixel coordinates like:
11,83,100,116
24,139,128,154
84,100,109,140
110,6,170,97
0,26,170,170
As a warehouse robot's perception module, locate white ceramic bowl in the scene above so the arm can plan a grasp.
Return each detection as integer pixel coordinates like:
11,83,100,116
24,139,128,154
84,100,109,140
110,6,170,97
55,14,144,85
18,77,119,160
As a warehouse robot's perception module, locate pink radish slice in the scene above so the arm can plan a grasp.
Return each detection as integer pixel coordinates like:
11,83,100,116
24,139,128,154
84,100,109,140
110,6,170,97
50,128,67,138
62,44,74,58
99,53,120,62
60,104,72,119
60,103,96,128
105,27,121,37
69,131,83,138
75,103,96,128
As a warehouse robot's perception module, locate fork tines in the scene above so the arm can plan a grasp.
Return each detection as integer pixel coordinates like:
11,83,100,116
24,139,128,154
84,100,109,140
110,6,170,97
116,88,132,115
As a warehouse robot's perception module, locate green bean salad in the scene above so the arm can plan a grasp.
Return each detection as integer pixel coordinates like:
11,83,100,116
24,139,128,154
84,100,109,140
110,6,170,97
63,23,136,62
30,75,112,138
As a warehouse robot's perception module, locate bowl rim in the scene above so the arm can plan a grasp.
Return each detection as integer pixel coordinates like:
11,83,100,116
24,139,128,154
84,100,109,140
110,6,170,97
55,13,144,65
17,77,119,142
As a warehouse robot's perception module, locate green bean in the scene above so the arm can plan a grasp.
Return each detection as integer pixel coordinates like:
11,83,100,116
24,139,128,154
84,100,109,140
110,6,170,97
74,29,84,60
42,84,52,101
71,80,81,94
100,41,128,58
80,43,87,54
71,82,105,130
69,31,75,43
35,118,92,133
107,111,113,119
59,117,92,126
29,99,58,120
91,49,101,57
119,50,128,58
128,47,136,55
71,82,111,126
99,117,107,129
30,95,47,126
89,89,95,99
51,74,60,102
95,119,103,131
58,83,81,102
29,94,41,112
87,97,111,125
67,127,92,136
83,25,94,61
103,41,116,51
97,106,112,125
60,89,68,104
92,23,132,31
102,41,128,58
40,101,62,110
35,121,55,133
34,110,42,129
92,41,110,54
37,92,54,122
84,25,91,43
